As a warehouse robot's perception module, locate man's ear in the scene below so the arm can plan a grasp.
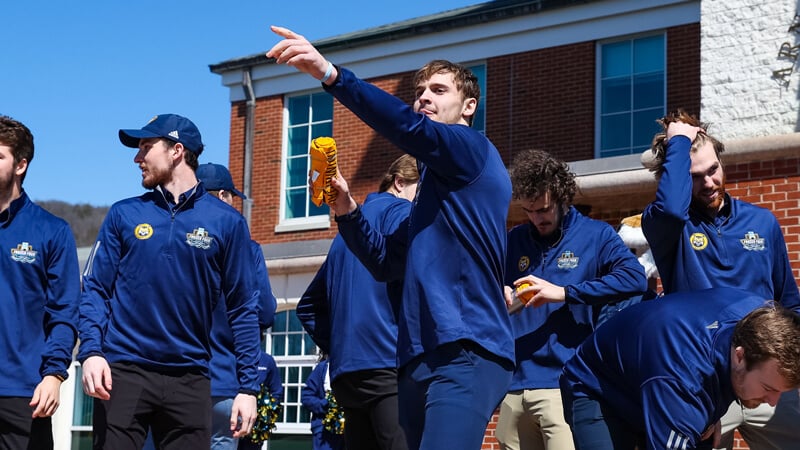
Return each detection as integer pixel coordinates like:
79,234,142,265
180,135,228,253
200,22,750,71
462,97,477,118
14,158,28,178
734,346,746,366
171,143,185,160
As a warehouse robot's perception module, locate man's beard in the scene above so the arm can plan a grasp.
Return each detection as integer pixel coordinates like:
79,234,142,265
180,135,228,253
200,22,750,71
141,165,171,190
0,167,16,198
692,184,726,215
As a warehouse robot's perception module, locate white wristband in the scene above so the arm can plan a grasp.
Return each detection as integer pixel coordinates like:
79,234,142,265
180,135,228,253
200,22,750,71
320,62,334,83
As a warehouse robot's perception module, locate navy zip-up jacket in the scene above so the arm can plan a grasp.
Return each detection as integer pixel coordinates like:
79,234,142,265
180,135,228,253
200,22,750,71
328,67,514,368
561,288,767,450
505,207,646,390
297,192,410,381
0,192,79,395
78,184,261,392
642,136,799,309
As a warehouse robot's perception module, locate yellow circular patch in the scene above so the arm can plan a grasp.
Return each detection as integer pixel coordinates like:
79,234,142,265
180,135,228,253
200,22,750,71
134,223,154,240
690,232,708,251
518,256,530,272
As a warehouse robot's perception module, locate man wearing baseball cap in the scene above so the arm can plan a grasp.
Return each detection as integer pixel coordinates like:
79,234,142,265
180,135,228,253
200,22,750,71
196,162,281,450
78,114,262,449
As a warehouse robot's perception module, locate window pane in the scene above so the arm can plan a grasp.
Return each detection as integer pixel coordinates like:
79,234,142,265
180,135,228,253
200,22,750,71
71,431,93,450
272,334,286,356
285,188,307,219
634,35,665,73
304,335,317,355
633,108,664,148
288,127,309,157
300,406,311,422
72,366,93,426
311,93,333,122
633,72,664,109
601,41,631,78
273,312,287,332
288,366,299,383
285,405,298,422
600,114,631,151
286,156,309,188
287,385,299,403
311,122,333,140
601,78,631,114
288,334,302,355
288,311,303,331
288,97,310,125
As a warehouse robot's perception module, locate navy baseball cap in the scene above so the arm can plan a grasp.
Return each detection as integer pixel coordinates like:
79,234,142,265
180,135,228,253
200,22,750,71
119,113,204,154
196,163,246,199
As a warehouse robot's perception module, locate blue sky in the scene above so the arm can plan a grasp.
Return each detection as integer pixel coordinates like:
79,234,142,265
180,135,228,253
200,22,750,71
2,0,483,206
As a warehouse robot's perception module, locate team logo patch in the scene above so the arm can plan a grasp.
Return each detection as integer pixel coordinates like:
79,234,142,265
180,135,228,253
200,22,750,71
518,256,530,272
740,231,766,251
10,242,37,264
557,250,579,269
186,227,213,250
690,232,708,251
134,223,154,240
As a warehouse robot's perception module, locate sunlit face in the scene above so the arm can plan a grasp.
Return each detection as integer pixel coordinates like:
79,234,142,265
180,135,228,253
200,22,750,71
413,72,476,126
134,138,174,190
0,144,26,196
731,349,790,409
521,192,562,238
690,141,725,215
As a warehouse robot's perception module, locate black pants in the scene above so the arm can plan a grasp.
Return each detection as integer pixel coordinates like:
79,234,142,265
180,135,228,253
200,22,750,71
92,363,211,450
0,397,52,450
332,368,407,450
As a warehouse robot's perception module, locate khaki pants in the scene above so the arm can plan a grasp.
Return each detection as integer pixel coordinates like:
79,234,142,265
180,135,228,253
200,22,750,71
495,389,576,450
715,390,800,450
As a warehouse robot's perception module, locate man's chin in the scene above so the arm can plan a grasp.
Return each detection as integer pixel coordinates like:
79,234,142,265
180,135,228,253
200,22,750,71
740,399,763,409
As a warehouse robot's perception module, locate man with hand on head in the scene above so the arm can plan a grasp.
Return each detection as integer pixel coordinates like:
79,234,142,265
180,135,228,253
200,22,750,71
267,26,514,450
78,114,261,450
642,110,800,450
196,162,278,450
0,115,80,450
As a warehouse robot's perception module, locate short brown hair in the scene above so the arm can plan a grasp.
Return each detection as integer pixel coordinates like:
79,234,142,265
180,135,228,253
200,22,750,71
732,304,800,387
413,60,480,126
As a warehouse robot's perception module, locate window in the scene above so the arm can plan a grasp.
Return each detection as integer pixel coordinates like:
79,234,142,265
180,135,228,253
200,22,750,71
71,364,93,449
468,63,487,134
597,34,665,157
281,92,334,229
268,309,318,435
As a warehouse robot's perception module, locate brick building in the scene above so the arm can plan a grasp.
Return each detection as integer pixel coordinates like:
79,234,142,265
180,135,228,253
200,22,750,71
52,0,800,448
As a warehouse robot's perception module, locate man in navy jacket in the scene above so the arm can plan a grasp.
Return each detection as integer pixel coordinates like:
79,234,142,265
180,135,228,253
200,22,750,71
0,115,80,449
268,26,514,450
78,114,261,449
560,288,800,450
497,149,646,450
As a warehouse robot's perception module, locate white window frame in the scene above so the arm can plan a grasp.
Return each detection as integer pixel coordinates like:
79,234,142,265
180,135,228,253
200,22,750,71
595,31,667,158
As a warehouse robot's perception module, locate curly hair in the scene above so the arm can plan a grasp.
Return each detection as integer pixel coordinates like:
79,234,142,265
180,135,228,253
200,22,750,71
648,109,725,180
733,304,800,387
508,149,577,206
413,60,480,126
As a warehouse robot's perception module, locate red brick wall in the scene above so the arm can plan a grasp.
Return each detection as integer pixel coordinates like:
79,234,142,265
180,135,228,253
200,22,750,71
233,24,702,245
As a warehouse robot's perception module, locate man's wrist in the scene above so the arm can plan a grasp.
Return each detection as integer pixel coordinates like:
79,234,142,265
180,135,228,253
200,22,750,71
335,203,361,222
